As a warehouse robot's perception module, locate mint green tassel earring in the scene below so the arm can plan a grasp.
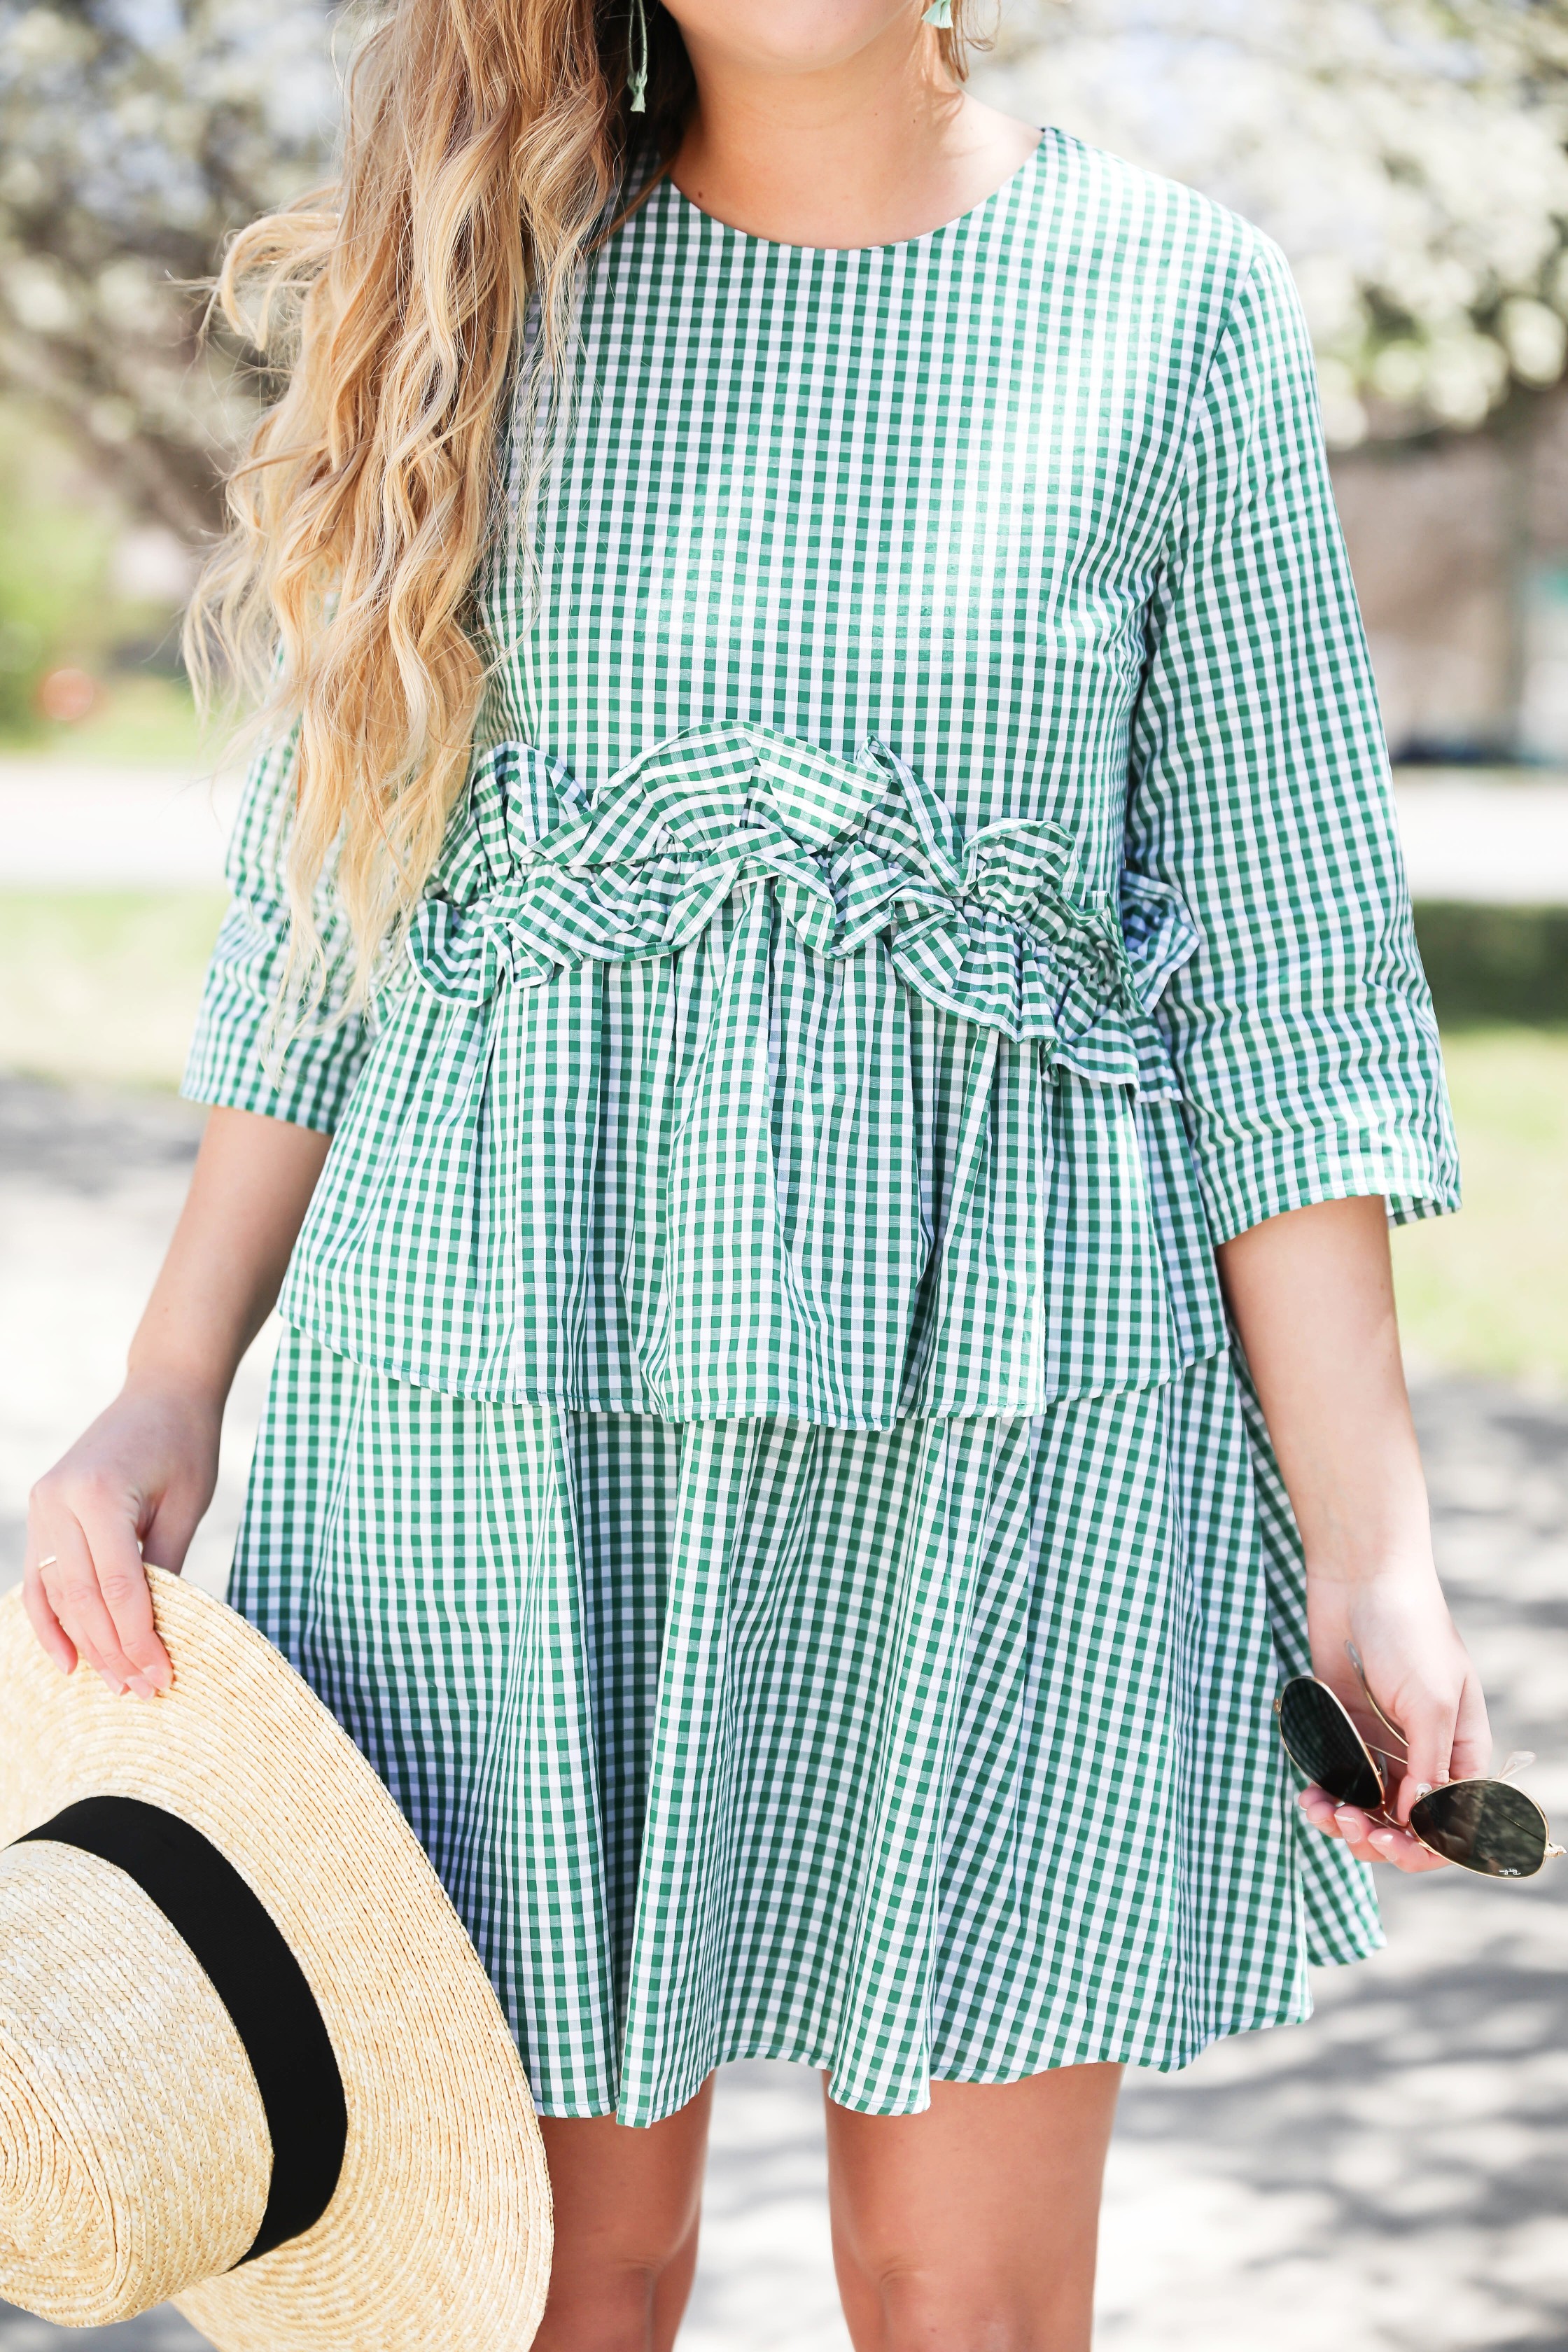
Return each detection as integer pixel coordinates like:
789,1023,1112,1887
628,0,649,111
923,0,953,23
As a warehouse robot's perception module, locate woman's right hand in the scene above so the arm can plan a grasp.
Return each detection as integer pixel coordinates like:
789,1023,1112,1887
21,1105,335,1699
24,1378,223,1698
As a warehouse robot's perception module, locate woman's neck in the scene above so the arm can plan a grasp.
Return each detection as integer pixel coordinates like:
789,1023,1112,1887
666,13,1039,252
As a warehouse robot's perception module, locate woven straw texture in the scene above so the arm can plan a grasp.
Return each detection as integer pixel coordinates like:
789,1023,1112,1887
0,1569,552,2351
0,1842,270,2323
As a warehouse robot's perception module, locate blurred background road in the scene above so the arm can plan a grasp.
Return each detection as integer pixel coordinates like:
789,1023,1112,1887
3,0,1568,2342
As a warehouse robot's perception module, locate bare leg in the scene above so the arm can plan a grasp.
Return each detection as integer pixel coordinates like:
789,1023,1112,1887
824,2065,1122,2352
534,2077,715,2352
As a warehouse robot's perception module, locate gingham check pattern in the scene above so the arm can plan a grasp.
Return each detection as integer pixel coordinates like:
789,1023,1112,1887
233,1335,1382,2122
200,130,1455,2117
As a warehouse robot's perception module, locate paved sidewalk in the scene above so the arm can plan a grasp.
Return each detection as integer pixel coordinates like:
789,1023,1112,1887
2,1082,1564,2351
0,764,241,890
1391,770,1568,904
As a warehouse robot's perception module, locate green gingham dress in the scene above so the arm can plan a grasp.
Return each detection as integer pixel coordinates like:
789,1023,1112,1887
185,131,1460,2126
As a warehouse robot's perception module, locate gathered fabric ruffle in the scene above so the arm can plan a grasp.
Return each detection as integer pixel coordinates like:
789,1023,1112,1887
281,722,1227,1422
409,722,1198,1095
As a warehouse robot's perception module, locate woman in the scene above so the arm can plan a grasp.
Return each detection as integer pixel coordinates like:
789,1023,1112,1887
26,1,1485,2344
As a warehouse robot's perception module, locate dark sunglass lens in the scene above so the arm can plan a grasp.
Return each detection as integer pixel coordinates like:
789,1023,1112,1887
1410,1782,1548,1878
1276,1679,1384,1809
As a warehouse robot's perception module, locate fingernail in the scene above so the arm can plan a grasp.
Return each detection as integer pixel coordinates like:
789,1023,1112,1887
127,1676,154,1701
1369,1828,1396,1849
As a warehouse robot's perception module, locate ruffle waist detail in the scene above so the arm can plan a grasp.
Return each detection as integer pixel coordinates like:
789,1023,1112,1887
279,720,1227,1421
410,722,1198,1089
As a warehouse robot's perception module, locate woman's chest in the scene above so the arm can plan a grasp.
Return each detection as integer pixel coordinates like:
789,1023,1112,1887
479,188,1199,841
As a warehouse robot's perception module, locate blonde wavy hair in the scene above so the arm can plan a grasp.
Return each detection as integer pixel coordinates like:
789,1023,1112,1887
186,0,984,1009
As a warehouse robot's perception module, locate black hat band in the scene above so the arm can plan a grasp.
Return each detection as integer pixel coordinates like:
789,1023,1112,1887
15,1794,348,2266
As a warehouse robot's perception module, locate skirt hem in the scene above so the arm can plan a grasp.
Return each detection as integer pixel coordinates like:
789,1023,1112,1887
533,1960,1373,2127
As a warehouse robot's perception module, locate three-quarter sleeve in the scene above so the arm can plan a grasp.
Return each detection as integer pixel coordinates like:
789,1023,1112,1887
182,730,371,1131
1126,233,1460,1241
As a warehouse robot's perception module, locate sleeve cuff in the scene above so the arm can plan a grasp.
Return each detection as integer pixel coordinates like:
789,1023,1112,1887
1196,1122,1462,1244
180,900,368,1133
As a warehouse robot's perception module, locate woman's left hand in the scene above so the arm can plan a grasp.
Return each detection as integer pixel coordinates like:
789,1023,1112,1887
1298,1564,1492,1872
1215,1197,1497,1880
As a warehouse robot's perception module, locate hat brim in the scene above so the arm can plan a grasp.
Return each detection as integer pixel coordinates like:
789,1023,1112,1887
0,1567,552,2352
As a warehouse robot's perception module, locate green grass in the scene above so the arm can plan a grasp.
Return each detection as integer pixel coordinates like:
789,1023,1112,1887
0,889,227,1089
8,674,209,768
0,401,195,743
1391,1028,1568,1390
0,891,1562,1387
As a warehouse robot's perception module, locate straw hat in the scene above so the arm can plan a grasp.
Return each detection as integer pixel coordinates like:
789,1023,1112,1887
0,1565,552,2349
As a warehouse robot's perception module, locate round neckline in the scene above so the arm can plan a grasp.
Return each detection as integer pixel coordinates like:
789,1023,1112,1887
660,130,1045,259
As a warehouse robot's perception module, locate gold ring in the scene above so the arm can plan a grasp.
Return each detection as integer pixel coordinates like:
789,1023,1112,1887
34,1555,57,1569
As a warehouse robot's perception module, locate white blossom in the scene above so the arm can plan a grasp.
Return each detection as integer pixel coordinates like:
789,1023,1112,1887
979,0,1568,439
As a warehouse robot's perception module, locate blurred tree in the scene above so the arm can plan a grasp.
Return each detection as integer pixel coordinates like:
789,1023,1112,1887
0,423,117,729
0,0,340,541
980,0,1568,445
6,0,1568,545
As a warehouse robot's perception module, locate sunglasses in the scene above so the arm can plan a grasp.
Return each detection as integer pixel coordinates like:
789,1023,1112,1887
1275,1646,1563,1879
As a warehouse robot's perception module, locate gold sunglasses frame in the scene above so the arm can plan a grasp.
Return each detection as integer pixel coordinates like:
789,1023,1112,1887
1275,1646,1564,1877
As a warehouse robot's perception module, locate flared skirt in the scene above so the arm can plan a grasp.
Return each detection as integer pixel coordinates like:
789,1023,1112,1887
230,1329,1380,2126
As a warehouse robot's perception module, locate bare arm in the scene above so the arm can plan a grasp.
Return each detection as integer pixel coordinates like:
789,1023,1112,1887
1217,1194,1489,1873
24,1107,330,1698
